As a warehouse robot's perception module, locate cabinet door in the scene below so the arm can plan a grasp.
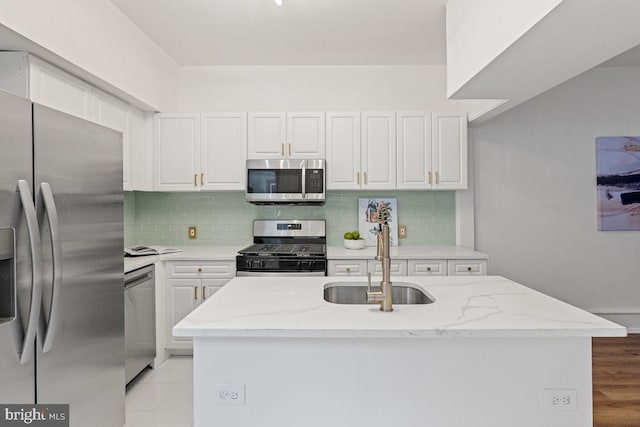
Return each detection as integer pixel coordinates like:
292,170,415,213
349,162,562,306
248,112,286,159
129,110,153,191
201,113,247,190
327,260,368,276
397,112,432,189
166,279,200,346
287,112,325,159
407,260,447,276
326,112,361,190
432,112,467,190
447,260,487,276
362,112,396,189
29,56,93,121
154,114,200,191
94,92,130,189
201,279,229,302
367,259,408,277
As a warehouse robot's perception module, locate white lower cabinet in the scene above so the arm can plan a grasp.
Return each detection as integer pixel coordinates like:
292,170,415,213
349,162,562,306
165,261,234,351
368,259,407,277
327,260,368,276
407,259,448,276
328,258,487,278
447,259,488,276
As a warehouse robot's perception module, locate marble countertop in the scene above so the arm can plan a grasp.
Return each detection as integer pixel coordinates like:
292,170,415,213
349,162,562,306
124,245,244,272
125,245,486,272
173,276,626,339
327,245,489,260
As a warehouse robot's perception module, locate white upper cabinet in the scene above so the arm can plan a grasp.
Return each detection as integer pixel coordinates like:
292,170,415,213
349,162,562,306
200,112,247,191
248,112,325,159
432,112,467,190
155,114,200,191
361,112,396,190
287,112,325,159
94,92,130,189
326,112,361,190
29,56,93,121
397,111,468,190
154,113,248,192
327,112,396,190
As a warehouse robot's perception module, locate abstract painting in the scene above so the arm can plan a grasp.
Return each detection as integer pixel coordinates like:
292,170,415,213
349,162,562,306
358,198,398,246
596,136,640,230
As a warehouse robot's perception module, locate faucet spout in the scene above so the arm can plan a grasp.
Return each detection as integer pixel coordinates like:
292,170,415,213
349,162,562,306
367,222,393,312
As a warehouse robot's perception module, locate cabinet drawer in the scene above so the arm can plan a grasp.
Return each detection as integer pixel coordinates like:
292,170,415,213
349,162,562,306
328,260,368,276
447,260,487,276
165,260,235,278
407,260,447,276
367,259,407,277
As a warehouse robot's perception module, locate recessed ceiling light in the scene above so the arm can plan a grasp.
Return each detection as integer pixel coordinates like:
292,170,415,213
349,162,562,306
274,0,283,5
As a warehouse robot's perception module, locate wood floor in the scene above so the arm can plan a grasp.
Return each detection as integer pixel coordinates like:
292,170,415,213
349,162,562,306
593,334,640,427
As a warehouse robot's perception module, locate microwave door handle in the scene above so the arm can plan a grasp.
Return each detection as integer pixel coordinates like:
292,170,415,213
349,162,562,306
301,164,306,199
17,180,42,365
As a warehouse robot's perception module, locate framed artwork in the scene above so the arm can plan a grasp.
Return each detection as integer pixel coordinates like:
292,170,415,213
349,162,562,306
596,136,640,230
358,198,398,246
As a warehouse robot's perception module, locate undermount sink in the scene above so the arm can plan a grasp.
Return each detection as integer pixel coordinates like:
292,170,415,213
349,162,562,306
323,282,435,305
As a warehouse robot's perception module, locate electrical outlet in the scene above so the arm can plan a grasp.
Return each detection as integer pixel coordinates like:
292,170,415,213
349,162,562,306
543,389,577,411
212,384,245,405
188,226,197,239
399,225,407,238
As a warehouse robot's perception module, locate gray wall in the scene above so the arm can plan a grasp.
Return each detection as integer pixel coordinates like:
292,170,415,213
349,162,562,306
473,65,640,330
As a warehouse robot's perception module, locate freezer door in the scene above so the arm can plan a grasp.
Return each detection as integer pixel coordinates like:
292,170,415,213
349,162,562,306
33,104,125,427
0,90,36,403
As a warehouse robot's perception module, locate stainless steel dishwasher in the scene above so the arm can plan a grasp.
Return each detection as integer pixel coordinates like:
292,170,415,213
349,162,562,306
124,265,156,384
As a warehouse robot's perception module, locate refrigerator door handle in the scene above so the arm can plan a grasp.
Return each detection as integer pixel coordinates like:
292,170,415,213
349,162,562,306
17,180,42,364
40,182,62,353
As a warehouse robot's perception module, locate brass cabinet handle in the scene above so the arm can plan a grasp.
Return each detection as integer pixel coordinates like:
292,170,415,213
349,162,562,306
194,286,198,300
428,171,432,184
194,174,197,186
202,286,206,300
281,143,284,156
436,171,440,184
356,172,360,185
364,171,367,185
201,173,204,185
288,143,292,156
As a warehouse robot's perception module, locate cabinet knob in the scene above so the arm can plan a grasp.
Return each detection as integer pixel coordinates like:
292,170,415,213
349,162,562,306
427,267,432,272
346,267,351,273
467,266,472,272
198,268,202,273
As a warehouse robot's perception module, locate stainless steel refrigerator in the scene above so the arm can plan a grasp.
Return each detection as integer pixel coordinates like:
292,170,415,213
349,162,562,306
0,89,124,426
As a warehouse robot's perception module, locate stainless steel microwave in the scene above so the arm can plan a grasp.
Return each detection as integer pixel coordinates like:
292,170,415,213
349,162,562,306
246,159,325,205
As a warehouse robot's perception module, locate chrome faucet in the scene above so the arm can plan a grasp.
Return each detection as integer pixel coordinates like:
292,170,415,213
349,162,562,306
366,203,393,312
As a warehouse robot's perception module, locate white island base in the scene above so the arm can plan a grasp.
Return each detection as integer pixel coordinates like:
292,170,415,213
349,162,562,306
175,276,625,427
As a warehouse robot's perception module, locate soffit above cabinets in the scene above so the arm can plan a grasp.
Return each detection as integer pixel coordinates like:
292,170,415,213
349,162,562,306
110,0,447,66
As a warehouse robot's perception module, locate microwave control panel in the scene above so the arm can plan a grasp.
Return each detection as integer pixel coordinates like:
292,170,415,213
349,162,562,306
305,169,324,193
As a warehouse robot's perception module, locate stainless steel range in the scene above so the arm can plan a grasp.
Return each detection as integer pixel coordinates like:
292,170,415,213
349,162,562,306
236,220,327,276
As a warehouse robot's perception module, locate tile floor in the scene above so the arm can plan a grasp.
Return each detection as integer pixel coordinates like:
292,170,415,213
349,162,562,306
125,356,194,427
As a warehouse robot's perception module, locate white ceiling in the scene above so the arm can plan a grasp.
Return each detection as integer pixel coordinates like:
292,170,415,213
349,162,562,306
110,0,447,66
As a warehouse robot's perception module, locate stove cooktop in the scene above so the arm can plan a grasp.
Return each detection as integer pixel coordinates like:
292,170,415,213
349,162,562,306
238,243,326,257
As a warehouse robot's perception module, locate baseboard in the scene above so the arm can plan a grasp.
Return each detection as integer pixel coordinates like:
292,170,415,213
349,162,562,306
592,312,640,334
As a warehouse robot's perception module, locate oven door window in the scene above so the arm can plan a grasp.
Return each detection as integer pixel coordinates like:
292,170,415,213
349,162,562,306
247,169,302,194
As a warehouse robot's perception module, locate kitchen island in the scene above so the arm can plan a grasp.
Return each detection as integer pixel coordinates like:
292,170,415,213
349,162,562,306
174,276,625,427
